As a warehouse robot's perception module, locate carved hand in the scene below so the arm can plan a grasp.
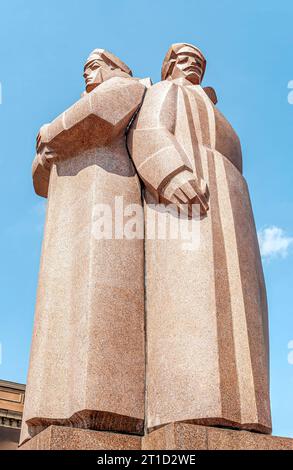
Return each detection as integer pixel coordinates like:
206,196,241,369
161,170,209,217
36,125,58,166
32,125,58,198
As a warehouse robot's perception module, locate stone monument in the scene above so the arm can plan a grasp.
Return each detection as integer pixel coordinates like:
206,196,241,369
20,45,293,450
20,49,146,444
128,43,271,433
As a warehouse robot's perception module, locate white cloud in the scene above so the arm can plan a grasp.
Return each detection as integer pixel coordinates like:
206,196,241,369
258,226,293,259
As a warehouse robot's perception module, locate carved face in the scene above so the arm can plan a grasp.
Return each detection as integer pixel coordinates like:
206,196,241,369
83,53,120,92
169,49,205,85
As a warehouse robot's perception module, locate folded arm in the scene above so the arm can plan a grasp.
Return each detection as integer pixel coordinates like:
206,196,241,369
33,77,146,197
127,81,209,215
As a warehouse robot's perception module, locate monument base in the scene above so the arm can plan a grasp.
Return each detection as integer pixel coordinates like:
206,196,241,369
19,423,293,450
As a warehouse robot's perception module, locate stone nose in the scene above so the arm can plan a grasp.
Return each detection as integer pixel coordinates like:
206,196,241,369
184,57,196,69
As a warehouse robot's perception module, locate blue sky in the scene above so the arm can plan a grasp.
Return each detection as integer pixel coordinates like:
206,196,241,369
0,0,292,437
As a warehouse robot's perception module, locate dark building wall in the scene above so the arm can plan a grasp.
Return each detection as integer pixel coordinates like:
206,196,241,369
0,426,20,450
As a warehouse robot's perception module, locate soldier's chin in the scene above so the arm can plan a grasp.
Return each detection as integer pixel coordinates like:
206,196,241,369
185,72,201,85
86,82,99,92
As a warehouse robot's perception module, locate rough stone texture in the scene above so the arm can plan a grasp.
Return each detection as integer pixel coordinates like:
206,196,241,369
20,425,141,450
128,43,271,433
143,423,208,450
20,51,147,446
142,423,293,450
205,426,293,450
20,424,293,450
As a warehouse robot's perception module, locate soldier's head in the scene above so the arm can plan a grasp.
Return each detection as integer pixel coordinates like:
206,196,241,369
161,43,206,85
83,49,132,92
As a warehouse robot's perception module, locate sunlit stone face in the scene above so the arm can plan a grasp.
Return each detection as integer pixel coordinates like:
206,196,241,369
83,53,120,92
166,47,205,85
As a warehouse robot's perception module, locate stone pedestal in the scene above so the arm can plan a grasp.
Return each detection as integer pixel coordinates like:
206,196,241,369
19,425,141,450
19,423,293,450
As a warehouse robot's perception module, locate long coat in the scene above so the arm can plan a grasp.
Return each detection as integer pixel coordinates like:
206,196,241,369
20,77,146,445
128,77,272,433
